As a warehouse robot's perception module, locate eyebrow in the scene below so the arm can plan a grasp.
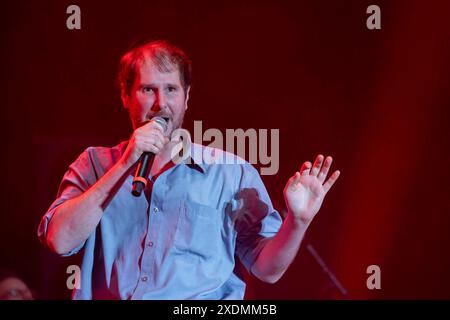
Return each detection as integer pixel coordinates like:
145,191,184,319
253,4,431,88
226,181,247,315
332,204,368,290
140,83,180,88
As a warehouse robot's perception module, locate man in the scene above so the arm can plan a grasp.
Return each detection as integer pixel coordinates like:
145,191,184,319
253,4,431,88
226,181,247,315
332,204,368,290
38,40,340,299
0,270,34,300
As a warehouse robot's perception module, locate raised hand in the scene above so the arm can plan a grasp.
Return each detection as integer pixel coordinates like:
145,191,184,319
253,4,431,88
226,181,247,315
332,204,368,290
283,155,340,225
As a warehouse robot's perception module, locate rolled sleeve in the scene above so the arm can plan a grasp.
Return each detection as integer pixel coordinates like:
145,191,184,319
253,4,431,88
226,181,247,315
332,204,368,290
37,148,95,256
234,163,282,272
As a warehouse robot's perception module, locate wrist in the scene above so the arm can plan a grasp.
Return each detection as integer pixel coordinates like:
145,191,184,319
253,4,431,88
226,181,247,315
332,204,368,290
117,157,134,171
286,211,311,230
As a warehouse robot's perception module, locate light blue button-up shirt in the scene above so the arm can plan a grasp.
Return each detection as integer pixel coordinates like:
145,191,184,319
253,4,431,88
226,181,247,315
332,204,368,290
38,141,282,299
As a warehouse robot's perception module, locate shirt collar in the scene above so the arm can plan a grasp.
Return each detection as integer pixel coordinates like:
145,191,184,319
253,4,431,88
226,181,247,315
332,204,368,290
181,143,207,174
182,142,240,174
119,140,208,174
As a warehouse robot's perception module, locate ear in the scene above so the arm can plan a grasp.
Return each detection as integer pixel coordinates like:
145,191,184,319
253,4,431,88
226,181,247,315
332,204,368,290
184,86,191,111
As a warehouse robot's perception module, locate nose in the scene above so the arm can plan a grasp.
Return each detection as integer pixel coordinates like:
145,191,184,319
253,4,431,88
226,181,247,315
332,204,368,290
153,90,168,112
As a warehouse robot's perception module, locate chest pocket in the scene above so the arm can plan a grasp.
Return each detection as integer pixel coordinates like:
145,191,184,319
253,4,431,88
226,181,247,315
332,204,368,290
174,201,222,261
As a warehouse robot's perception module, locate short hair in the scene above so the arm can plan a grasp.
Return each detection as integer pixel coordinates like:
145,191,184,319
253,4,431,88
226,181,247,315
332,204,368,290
117,40,192,97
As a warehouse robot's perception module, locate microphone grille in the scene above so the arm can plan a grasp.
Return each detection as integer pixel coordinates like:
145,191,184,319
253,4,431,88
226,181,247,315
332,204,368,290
152,116,168,132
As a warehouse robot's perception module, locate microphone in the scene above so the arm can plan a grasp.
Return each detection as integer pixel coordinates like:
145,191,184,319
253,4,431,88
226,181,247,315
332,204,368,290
131,116,168,197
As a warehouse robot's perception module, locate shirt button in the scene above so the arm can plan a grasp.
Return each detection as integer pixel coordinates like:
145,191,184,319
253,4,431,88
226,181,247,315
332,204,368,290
147,241,154,247
153,207,159,213
141,276,148,282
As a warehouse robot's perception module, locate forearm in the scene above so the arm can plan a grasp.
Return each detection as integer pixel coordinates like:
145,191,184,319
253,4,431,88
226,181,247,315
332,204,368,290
47,160,130,255
251,212,310,283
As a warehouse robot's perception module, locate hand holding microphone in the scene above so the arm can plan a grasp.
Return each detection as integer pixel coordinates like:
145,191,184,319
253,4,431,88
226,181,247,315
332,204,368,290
119,117,168,196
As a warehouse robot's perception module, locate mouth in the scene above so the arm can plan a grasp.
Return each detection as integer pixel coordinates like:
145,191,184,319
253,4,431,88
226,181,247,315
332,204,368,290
161,117,170,124
148,115,170,123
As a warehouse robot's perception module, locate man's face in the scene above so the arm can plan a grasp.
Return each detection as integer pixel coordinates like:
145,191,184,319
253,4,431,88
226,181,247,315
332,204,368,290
123,58,189,136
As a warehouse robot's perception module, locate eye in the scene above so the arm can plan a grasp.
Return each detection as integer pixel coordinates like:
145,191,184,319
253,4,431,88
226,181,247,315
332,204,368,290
167,86,178,93
142,86,154,94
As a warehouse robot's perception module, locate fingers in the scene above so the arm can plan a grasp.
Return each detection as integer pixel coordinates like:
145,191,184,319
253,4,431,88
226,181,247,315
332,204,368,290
142,141,161,154
144,120,165,135
292,171,301,184
300,161,312,175
144,121,167,140
323,170,340,194
135,134,163,153
318,156,333,183
310,154,324,176
301,154,339,187
134,125,167,154
149,134,165,150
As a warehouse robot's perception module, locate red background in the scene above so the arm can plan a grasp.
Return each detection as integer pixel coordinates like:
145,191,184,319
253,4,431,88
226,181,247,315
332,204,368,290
1,0,449,299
